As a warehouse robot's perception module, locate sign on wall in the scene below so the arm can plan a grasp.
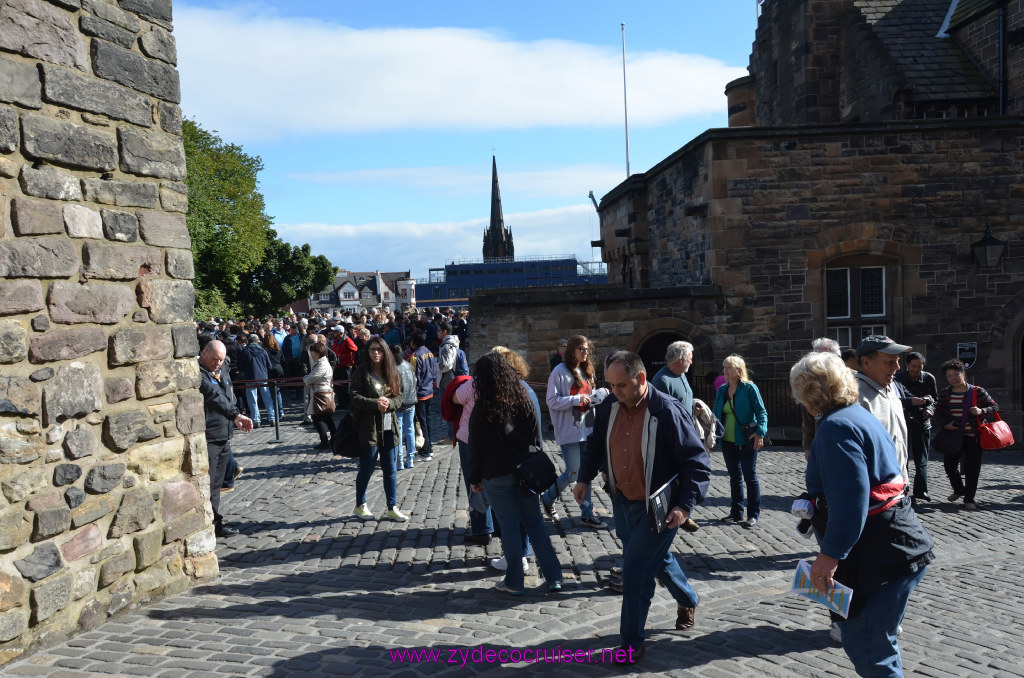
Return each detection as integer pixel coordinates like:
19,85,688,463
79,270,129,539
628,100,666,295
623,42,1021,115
957,342,978,370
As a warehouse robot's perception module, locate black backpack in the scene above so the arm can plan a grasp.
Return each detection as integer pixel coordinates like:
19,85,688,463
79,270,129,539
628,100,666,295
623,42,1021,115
332,412,360,458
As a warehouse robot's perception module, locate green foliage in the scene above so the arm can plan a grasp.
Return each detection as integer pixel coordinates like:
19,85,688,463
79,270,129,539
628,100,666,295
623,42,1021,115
239,233,336,316
183,118,335,319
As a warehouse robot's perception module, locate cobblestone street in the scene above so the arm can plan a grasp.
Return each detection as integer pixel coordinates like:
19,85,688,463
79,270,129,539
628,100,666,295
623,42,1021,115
7,401,1024,677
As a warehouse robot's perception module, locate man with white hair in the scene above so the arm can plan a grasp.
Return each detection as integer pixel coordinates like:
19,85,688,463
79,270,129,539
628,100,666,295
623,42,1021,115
650,340,701,532
198,340,253,537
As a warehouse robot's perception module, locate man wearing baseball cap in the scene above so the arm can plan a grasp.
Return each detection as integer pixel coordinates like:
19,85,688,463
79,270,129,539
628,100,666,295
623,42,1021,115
854,335,912,479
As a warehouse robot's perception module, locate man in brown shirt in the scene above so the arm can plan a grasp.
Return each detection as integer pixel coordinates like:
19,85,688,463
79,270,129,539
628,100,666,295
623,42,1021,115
574,351,711,663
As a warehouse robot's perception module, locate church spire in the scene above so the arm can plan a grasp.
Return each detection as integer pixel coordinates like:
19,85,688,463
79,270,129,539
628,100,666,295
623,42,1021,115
483,155,514,261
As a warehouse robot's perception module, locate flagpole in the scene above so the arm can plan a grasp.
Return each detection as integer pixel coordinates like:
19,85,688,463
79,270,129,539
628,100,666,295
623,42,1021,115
621,22,630,178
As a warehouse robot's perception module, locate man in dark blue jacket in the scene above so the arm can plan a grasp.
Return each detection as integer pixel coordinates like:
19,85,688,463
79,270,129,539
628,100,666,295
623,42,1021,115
198,340,253,537
409,330,438,460
237,333,275,428
575,350,711,663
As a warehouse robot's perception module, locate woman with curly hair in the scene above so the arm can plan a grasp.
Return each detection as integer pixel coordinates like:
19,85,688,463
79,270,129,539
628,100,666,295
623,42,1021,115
790,352,933,677
350,336,407,522
542,335,608,528
467,353,563,595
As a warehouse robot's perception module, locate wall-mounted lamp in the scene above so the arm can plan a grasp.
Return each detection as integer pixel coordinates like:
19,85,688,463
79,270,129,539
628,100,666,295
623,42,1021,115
971,226,1007,267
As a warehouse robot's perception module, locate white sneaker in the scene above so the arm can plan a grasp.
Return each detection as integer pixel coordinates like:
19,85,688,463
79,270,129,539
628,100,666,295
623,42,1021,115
488,556,529,573
354,504,374,520
385,507,408,522
829,621,842,644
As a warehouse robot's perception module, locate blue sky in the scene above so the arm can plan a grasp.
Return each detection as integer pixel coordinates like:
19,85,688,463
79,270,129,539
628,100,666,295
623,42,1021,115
174,2,758,279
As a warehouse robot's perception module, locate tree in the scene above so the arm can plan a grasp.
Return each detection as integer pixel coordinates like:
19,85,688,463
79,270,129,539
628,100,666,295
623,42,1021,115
239,233,335,317
183,119,334,318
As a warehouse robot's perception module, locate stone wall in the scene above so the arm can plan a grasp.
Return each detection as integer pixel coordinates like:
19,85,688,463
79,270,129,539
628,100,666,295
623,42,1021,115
469,285,724,387
952,0,1024,115
0,0,213,664
588,119,1024,425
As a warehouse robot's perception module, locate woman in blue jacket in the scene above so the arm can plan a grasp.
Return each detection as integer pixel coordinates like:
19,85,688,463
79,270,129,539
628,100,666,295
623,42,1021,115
712,354,768,527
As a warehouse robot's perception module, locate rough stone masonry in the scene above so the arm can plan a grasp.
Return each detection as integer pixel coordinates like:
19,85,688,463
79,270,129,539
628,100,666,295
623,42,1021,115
0,0,213,665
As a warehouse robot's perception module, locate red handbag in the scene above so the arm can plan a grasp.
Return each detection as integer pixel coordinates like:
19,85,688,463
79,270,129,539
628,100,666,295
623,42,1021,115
977,412,1014,450
971,389,1014,450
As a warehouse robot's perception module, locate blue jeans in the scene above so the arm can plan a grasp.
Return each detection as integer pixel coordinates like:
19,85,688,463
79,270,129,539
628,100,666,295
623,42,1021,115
721,441,760,519
840,565,927,677
613,492,699,650
541,441,593,519
355,434,398,510
415,398,433,456
245,386,276,424
482,473,562,592
458,441,494,536
395,407,416,468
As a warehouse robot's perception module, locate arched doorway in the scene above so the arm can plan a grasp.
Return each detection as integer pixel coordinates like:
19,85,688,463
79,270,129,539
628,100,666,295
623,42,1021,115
635,331,717,404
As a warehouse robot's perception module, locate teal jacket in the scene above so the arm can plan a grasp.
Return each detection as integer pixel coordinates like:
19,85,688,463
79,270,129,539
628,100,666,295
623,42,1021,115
712,381,768,444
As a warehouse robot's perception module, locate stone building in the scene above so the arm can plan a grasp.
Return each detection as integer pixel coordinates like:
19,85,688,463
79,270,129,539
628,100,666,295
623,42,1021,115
1,0,214,663
471,0,1023,438
482,155,514,261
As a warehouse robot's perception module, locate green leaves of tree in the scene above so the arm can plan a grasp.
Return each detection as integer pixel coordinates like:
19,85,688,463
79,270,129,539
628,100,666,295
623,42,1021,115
183,119,334,318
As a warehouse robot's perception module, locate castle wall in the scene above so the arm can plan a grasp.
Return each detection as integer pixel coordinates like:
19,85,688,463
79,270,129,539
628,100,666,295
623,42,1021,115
0,0,213,663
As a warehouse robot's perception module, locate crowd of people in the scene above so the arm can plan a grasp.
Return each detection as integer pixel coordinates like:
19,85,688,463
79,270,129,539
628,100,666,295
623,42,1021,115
193,310,1003,674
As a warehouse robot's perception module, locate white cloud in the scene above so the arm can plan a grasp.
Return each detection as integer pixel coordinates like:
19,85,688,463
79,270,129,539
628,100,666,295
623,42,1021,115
175,5,747,142
275,204,600,279
289,163,625,199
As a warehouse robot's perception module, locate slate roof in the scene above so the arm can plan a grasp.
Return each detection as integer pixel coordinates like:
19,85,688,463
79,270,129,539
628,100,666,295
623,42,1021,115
854,0,996,102
948,0,996,31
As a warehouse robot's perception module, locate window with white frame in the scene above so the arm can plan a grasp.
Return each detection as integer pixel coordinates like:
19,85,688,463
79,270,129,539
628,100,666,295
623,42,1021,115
825,263,891,348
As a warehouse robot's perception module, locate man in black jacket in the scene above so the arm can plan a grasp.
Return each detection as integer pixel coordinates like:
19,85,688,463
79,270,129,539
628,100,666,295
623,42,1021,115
198,340,253,537
894,352,938,501
575,350,711,663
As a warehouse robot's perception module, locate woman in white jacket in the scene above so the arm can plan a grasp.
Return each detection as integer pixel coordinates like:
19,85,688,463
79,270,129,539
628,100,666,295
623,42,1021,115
303,343,336,450
541,335,608,529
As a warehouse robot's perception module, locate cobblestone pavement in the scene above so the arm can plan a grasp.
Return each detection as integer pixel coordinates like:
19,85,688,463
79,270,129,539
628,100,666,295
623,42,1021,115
6,399,1024,677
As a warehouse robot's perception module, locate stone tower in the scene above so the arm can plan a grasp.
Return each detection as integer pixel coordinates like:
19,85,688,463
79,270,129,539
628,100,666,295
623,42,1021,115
482,155,513,261
1,0,213,663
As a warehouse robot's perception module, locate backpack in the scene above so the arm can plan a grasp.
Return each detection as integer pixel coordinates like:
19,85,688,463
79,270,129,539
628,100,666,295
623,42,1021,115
454,348,470,377
332,412,360,458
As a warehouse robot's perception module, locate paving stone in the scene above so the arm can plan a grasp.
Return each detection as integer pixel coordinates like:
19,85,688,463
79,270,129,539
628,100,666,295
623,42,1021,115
3,411,1024,677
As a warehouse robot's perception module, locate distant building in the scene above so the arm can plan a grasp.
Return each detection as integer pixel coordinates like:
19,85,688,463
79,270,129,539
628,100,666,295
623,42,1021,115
418,157,606,307
483,155,514,261
415,256,607,308
292,269,415,315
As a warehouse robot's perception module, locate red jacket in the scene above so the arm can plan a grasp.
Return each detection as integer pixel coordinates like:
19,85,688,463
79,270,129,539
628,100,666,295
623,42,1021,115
333,336,358,368
441,375,472,448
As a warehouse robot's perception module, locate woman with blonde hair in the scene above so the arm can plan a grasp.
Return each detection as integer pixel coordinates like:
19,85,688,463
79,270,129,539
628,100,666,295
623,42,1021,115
790,352,933,677
542,335,608,529
712,354,768,527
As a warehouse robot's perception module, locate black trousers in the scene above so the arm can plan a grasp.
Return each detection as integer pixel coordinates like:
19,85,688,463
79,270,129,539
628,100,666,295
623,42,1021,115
313,411,337,446
907,423,930,496
207,439,232,524
943,434,984,502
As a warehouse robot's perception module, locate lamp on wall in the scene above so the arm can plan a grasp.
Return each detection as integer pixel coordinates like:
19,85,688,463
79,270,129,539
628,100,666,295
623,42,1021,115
971,226,1007,267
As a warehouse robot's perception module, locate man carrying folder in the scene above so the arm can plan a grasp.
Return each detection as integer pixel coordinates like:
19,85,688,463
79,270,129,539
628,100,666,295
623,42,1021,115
574,350,711,663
